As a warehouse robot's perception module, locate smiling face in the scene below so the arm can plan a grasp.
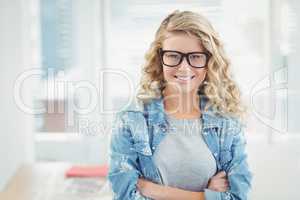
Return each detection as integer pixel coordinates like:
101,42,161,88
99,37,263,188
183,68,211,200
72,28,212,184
161,32,208,95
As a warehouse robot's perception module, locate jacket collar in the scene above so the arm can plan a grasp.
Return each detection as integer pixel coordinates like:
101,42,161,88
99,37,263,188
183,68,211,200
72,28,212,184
145,94,222,130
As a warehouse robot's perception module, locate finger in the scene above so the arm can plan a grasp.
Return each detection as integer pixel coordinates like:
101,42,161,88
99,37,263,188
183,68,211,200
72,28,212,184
215,179,229,189
221,177,229,182
216,186,227,192
219,177,228,181
220,184,230,192
215,171,226,178
223,183,229,189
225,180,229,185
216,176,228,183
222,183,229,191
210,183,228,193
219,180,228,188
209,178,226,187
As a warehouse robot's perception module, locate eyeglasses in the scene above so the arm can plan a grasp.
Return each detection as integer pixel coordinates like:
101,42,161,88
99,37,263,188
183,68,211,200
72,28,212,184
158,48,210,68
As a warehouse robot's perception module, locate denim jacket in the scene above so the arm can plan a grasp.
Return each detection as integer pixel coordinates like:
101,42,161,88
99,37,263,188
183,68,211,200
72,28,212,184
108,95,253,200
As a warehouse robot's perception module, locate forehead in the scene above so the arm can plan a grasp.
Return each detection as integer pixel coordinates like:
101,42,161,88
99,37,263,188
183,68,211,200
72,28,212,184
162,32,204,52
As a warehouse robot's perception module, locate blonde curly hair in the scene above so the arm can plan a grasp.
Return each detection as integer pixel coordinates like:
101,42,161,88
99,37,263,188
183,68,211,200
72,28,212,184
136,10,246,119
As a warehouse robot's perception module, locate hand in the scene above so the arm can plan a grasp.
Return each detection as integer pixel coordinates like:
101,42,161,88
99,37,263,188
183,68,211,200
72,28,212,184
137,178,154,197
137,178,147,194
207,171,229,192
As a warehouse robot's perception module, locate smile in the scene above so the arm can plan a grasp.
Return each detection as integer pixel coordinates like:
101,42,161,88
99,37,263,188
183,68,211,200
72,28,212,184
174,75,195,81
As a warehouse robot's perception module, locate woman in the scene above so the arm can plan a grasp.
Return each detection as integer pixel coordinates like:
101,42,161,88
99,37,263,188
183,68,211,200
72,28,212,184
108,10,252,200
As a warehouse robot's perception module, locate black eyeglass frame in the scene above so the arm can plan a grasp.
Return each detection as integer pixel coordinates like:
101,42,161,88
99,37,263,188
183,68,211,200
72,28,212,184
158,48,211,68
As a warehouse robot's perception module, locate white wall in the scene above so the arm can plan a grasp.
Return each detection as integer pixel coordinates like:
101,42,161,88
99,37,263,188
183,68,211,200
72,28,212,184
34,0,109,165
248,0,300,199
0,0,35,191
287,0,300,133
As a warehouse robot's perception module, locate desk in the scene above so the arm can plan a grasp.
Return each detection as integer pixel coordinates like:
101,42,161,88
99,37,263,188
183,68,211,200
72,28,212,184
0,162,112,200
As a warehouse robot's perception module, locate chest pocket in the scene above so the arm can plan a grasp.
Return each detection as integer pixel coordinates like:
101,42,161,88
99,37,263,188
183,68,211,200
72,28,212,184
133,141,152,156
128,111,153,156
133,140,155,179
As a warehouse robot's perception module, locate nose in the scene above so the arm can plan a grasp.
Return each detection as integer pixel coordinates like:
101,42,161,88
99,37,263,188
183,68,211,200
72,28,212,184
178,56,190,70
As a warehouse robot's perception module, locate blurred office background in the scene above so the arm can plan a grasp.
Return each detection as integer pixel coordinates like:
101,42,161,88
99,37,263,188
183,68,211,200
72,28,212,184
0,0,299,199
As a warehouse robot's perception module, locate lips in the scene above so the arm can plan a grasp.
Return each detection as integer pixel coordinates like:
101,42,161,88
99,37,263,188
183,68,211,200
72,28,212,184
174,75,195,81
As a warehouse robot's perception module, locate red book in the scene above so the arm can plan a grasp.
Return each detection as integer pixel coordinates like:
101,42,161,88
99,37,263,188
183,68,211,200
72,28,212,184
65,164,109,178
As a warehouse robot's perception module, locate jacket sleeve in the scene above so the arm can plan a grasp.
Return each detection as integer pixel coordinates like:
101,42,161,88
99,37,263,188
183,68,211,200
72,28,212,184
204,121,253,200
108,111,151,200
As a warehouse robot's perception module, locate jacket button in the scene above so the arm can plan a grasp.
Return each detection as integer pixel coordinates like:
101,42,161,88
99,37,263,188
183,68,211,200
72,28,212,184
159,124,167,132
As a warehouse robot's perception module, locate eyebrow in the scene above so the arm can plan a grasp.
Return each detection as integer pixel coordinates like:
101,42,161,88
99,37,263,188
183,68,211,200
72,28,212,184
161,49,207,53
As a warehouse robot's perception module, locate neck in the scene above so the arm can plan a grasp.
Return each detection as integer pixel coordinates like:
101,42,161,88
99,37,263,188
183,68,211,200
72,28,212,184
162,86,201,118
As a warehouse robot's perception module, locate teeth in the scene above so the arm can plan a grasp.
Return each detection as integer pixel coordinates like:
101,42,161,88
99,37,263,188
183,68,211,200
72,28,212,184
176,75,194,80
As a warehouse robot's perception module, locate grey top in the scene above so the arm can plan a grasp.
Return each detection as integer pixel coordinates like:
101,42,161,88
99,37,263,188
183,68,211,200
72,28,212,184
153,114,217,192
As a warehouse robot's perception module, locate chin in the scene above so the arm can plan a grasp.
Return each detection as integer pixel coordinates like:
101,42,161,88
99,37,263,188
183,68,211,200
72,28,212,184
177,86,197,94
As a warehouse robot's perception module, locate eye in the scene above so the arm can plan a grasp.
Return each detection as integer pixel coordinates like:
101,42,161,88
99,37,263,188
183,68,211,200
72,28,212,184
190,54,202,59
165,52,180,59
